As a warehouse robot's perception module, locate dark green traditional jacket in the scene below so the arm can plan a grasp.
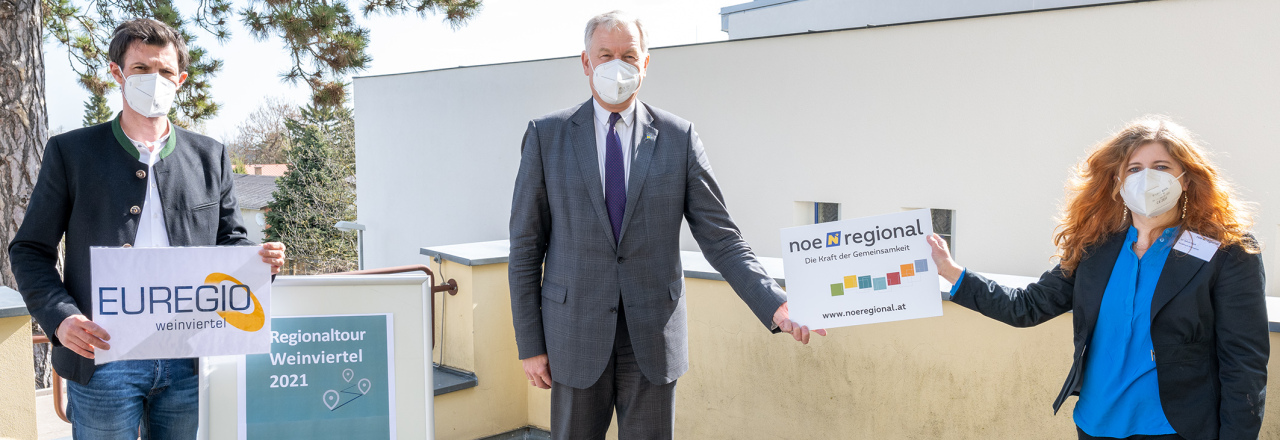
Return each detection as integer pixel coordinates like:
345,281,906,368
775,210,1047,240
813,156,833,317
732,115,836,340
10,114,253,384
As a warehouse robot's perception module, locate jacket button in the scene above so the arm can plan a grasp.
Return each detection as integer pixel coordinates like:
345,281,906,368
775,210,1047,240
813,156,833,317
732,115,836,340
609,307,617,313
129,205,141,215
617,257,625,264
122,243,132,248
136,170,146,179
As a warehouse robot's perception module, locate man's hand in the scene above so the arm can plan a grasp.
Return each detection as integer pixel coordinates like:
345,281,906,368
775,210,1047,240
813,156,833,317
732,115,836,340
522,354,553,389
774,302,826,344
260,242,287,275
56,314,111,359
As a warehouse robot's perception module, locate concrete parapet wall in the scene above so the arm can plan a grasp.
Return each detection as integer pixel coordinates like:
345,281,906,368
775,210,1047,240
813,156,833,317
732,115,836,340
0,315,36,440
433,261,1280,439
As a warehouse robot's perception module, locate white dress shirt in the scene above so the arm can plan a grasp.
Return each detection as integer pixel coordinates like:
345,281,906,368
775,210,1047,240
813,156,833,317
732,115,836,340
592,99,636,193
125,125,172,248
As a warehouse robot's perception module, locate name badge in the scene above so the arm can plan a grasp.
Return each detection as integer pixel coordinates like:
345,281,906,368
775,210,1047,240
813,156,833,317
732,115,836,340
1174,230,1221,262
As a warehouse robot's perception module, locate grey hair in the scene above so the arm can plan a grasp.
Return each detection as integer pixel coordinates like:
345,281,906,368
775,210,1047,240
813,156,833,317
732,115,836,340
584,10,648,52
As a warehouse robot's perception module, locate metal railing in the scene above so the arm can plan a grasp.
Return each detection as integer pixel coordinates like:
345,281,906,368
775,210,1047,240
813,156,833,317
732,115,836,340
334,264,458,350
30,334,68,424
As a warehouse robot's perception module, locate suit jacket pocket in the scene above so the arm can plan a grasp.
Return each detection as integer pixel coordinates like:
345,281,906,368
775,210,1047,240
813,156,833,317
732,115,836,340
542,283,567,304
669,278,685,301
189,200,218,211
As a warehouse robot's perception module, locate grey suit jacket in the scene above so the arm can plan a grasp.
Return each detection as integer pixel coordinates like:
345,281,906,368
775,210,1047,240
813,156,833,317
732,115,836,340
10,115,253,384
509,99,786,388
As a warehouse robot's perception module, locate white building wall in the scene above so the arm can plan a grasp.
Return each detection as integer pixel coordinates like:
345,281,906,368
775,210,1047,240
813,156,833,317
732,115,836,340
355,0,1280,293
719,0,1135,40
240,208,266,244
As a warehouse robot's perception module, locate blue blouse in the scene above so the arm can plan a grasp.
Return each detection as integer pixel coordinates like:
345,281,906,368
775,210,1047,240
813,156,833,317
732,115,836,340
1073,226,1178,437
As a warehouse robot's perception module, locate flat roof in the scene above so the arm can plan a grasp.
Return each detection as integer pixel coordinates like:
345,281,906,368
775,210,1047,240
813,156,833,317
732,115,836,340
356,0,1157,81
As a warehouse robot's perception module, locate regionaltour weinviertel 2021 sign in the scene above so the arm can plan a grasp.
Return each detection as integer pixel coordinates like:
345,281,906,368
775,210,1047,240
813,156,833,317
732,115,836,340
238,314,396,440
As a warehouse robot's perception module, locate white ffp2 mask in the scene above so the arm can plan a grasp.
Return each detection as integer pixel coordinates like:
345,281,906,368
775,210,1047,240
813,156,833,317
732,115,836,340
591,59,642,105
122,72,178,118
1120,169,1184,218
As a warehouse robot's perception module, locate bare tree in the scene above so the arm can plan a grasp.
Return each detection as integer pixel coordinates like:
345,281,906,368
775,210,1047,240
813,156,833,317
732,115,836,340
227,96,300,165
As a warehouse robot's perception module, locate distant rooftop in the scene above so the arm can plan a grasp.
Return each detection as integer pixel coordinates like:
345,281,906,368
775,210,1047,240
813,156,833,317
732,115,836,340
245,163,289,176
233,174,280,210
719,0,1147,39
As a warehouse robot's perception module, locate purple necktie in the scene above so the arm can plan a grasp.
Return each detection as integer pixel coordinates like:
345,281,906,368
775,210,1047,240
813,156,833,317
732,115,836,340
605,112,625,244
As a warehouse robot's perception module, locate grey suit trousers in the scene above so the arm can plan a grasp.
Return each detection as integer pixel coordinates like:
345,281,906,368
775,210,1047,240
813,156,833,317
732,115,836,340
551,305,676,440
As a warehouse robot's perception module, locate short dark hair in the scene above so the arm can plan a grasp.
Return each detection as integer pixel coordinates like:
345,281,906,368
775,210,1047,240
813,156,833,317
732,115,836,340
109,19,189,73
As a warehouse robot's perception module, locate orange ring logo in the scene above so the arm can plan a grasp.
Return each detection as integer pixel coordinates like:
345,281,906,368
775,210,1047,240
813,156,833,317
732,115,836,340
205,272,265,332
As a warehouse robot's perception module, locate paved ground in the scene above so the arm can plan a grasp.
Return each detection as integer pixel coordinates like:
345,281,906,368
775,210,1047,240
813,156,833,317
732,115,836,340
35,388,71,440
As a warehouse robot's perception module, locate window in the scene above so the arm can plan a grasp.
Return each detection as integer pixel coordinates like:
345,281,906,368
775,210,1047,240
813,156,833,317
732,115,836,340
815,202,840,224
795,201,840,225
931,208,955,253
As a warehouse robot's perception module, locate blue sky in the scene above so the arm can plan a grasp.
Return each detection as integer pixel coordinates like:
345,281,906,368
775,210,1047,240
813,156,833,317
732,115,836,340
43,0,736,141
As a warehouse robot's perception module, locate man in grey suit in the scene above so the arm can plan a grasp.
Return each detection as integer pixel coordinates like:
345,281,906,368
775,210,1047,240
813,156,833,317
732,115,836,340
10,19,286,438
509,11,823,439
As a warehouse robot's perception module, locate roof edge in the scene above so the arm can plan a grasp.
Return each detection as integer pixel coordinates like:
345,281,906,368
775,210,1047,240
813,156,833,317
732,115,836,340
354,0,1158,81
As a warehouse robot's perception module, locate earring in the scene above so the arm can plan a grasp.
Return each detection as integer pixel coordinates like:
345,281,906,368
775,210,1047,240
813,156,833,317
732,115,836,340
1181,195,1187,221
1122,206,1129,223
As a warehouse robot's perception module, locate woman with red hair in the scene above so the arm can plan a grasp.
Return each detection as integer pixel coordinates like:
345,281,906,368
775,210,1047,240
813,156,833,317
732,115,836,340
930,117,1266,440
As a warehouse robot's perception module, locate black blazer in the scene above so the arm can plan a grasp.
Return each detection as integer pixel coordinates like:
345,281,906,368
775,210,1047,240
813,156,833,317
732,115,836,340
952,231,1267,440
10,116,252,384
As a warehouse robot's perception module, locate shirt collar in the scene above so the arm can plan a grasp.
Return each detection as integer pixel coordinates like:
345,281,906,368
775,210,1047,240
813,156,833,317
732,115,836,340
124,122,172,152
1124,225,1180,251
592,98,636,128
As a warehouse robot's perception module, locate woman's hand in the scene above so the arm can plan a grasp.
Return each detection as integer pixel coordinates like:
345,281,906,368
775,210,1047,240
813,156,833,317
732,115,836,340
927,233,964,284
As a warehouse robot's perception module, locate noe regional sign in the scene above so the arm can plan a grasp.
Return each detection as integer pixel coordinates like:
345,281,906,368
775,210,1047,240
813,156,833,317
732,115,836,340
779,209,943,330
90,246,272,364
787,218,928,252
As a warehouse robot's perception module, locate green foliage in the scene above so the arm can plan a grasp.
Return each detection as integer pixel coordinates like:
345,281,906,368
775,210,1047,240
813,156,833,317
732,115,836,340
43,0,222,127
42,0,481,118
82,91,114,126
264,104,356,274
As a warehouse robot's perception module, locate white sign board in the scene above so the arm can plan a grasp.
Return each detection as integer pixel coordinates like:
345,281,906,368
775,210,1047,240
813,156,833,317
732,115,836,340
780,209,943,329
90,246,272,364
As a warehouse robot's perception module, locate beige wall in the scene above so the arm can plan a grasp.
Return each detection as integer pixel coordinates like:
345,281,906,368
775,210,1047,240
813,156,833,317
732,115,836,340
0,315,37,440
432,261,540,439
432,261,1280,439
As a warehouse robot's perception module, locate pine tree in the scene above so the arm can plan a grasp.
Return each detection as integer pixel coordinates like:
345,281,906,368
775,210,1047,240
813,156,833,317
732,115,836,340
264,105,356,274
82,91,114,126
42,0,482,119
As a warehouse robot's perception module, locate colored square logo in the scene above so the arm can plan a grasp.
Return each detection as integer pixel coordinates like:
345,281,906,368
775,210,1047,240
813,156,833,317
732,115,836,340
887,272,901,286
900,263,915,277
830,283,844,296
858,275,872,289
873,277,888,290
914,259,929,273
826,231,841,247
843,275,858,289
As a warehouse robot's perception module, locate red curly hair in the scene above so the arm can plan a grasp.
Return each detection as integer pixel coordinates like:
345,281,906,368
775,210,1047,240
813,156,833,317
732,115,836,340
1054,116,1258,275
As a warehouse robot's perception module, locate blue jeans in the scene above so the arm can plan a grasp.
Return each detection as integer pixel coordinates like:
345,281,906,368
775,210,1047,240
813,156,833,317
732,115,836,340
67,359,199,440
